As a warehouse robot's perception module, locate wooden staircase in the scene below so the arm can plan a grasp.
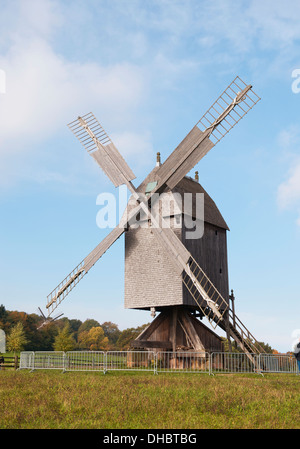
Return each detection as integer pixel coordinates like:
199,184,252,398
217,309,265,355
183,274,265,364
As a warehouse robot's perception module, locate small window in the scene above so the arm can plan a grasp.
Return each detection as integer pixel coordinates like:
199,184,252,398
145,181,158,195
215,230,218,236
219,268,222,274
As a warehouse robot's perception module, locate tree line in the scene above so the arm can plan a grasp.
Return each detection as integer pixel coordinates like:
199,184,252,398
0,304,274,354
0,304,149,353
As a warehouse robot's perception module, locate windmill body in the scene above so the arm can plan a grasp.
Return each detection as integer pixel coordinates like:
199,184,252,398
125,165,229,352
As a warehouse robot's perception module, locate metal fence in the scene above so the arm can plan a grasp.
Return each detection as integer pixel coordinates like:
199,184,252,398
32,351,65,370
19,351,300,376
259,354,298,374
66,351,106,372
106,351,156,372
157,351,210,374
211,352,260,374
19,351,34,370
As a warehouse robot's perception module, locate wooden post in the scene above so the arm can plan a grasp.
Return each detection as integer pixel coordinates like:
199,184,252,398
14,355,18,370
170,307,178,352
229,289,236,329
224,310,232,352
229,289,237,349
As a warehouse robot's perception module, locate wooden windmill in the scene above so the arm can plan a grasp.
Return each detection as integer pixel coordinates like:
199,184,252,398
42,76,265,360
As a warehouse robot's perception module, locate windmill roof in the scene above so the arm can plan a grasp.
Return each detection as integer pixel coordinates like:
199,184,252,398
174,176,229,231
130,166,229,231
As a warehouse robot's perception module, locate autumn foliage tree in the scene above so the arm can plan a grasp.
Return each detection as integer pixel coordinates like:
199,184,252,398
6,322,28,354
53,323,76,352
78,326,109,350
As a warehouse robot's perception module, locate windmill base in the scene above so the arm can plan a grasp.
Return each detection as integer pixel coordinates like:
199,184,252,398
131,307,223,353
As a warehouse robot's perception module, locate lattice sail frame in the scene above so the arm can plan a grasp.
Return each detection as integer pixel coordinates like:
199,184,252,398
68,113,135,187
67,112,112,152
196,76,261,144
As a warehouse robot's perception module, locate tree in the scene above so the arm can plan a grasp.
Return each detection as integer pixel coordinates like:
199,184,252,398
116,324,149,350
221,337,274,354
101,321,121,348
6,322,28,354
78,326,109,350
0,304,7,330
0,304,7,321
68,319,83,342
78,319,101,334
53,323,75,352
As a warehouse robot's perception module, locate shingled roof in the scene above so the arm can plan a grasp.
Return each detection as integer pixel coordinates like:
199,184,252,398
133,166,229,231
174,176,229,231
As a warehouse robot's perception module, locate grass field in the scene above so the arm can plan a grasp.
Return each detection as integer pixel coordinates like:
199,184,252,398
0,370,299,429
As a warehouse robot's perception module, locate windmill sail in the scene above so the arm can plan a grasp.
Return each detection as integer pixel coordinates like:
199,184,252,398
68,113,136,187
45,226,124,316
196,76,260,144
156,76,260,190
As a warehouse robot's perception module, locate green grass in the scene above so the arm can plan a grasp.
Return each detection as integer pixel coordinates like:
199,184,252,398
0,370,299,429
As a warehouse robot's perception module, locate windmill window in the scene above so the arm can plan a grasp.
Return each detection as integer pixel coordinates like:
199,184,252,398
215,230,218,235
145,181,158,195
219,268,222,274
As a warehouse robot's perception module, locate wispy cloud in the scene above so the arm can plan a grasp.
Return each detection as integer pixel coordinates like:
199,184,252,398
2,0,300,190
0,0,150,188
277,160,300,214
277,125,300,225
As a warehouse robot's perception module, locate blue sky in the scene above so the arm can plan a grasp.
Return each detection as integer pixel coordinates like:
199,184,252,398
0,0,300,352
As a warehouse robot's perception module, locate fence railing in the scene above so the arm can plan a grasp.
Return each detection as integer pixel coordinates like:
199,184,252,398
210,352,260,374
157,351,210,374
259,354,298,374
18,351,300,376
0,355,19,370
106,351,156,373
66,351,106,372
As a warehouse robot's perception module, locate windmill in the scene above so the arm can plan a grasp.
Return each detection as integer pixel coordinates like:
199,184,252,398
41,76,265,361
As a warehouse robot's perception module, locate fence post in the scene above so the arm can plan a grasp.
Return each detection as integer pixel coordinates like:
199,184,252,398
103,352,107,374
14,355,18,370
62,352,66,373
209,353,213,376
258,353,262,375
154,352,157,375
30,352,35,372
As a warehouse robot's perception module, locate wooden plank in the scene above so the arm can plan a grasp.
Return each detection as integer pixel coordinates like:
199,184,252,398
135,311,169,341
179,310,205,351
156,126,214,189
170,308,178,352
166,136,214,189
91,142,136,187
84,227,125,272
151,226,191,275
156,126,203,183
91,147,122,187
106,142,136,183
131,340,172,349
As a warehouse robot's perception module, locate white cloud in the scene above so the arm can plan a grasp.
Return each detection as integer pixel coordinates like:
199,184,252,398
0,39,145,147
277,125,300,225
0,0,148,188
277,160,300,211
277,125,300,151
112,131,154,163
2,0,300,190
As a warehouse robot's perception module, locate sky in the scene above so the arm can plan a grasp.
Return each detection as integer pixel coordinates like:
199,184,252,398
0,0,300,352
